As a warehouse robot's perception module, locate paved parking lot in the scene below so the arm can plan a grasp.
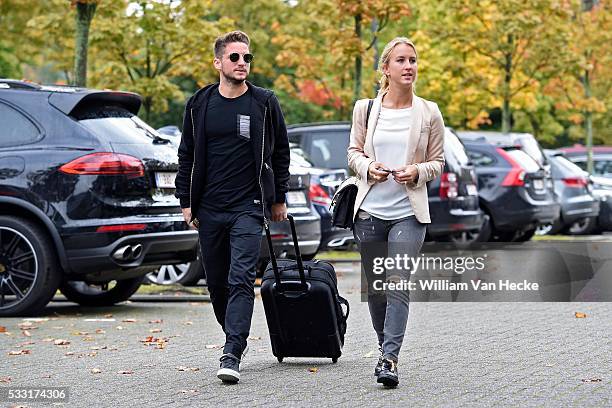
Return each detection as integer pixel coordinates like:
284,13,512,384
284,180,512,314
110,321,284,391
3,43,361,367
1,260,610,407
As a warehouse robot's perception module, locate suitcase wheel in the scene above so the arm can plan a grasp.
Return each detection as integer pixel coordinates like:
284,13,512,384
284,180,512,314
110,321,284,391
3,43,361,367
277,357,284,363
332,357,338,364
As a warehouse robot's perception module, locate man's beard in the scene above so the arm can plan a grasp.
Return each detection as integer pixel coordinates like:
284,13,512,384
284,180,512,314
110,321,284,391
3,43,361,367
222,71,247,85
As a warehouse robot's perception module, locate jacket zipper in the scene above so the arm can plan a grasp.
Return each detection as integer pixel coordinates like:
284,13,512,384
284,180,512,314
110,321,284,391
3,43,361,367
258,105,268,227
189,107,196,222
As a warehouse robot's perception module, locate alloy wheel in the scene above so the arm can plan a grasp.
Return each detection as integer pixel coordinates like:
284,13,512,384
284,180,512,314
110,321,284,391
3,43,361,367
0,227,38,310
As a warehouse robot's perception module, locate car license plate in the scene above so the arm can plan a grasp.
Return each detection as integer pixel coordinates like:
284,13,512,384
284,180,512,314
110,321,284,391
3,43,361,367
466,184,478,196
287,191,307,206
533,179,544,190
155,172,177,188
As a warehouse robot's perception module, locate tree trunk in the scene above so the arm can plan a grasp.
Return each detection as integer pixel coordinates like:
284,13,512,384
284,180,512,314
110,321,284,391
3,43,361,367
583,66,593,174
73,2,97,87
371,18,379,97
353,13,362,105
501,35,514,134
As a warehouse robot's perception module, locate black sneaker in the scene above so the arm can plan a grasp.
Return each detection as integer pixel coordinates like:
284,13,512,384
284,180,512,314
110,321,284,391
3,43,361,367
217,353,240,383
374,347,384,377
377,358,399,387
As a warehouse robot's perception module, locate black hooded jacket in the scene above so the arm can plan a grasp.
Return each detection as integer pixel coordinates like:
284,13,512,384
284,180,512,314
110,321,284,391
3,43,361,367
175,82,290,220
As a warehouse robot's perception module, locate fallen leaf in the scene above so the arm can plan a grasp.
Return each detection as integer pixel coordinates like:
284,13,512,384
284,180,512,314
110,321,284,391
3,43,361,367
190,367,200,372
116,326,124,330
72,331,90,336
150,328,162,333
0,326,6,333
65,351,75,356
177,389,199,395
8,350,31,356
575,312,587,318
308,367,319,373
581,378,602,383
184,321,193,326
84,319,115,322
22,330,32,337
95,329,106,334
104,314,113,318
87,352,98,357
149,319,163,324
122,319,137,323
18,341,35,347
176,366,188,371
91,368,102,374
0,377,11,383
247,335,262,340
117,370,134,375
54,339,70,346
205,344,220,349
42,338,55,342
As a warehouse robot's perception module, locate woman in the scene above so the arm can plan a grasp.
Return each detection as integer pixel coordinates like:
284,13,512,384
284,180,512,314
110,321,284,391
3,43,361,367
347,37,445,387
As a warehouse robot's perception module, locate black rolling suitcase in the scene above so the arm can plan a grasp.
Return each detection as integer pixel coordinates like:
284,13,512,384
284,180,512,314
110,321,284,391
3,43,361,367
261,214,350,363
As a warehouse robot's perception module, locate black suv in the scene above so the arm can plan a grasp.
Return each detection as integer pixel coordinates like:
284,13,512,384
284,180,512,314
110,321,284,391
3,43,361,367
0,79,198,315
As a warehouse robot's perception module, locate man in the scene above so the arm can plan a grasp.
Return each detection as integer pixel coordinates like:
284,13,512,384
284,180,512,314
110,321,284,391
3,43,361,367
175,30,289,384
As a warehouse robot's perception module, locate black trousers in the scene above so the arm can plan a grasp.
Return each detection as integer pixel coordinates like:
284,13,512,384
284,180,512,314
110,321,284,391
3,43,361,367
197,204,263,357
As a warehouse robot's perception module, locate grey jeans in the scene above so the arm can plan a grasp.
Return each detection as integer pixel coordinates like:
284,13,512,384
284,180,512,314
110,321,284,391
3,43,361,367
353,210,426,362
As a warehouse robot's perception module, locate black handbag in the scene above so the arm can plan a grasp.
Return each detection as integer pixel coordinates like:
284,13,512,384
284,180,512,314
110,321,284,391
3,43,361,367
330,99,374,229
330,177,358,229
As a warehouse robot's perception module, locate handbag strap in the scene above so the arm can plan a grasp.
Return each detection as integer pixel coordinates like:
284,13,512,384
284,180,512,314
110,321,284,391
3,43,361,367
366,99,373,130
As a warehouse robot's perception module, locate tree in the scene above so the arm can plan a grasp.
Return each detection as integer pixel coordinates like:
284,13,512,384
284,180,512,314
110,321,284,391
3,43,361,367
89,0,233,122
72,0,98,87
418,0,572,133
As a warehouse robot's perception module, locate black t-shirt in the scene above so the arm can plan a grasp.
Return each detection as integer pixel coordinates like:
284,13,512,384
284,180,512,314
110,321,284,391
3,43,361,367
200,88,260,211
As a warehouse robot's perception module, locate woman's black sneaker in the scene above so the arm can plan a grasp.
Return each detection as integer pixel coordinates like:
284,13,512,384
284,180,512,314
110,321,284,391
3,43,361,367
217,353,240,383
377,358,399,387
374,347,384,376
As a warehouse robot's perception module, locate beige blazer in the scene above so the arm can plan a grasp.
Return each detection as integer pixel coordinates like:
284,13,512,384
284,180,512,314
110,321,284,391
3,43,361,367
347,93,445,224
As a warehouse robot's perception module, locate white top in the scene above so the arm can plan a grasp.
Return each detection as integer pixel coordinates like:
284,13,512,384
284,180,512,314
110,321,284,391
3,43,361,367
361,106,414,220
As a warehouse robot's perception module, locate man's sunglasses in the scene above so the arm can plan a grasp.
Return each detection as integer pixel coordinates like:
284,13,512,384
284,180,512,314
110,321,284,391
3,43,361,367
228,53,254,63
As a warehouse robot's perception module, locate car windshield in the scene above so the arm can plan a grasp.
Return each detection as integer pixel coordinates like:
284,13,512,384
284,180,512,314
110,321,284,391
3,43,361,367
519,137,545,166
290,147,313,168
444,131,470,171
505,149,540,173
308,132,350,169
552,155,586,177
571,157,612,177
78,107,168,144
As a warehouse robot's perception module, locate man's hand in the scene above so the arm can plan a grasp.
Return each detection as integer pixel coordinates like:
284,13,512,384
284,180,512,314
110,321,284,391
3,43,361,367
181,207,198,229
271,203,288,222
392,164,419,185
368,161,391,183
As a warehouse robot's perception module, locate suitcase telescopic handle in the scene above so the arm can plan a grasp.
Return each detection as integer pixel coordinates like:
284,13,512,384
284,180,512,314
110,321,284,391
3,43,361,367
264,214,307,287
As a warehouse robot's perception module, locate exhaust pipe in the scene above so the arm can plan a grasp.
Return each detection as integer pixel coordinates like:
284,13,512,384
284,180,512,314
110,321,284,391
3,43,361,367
112,245,133,261
131,244,143,259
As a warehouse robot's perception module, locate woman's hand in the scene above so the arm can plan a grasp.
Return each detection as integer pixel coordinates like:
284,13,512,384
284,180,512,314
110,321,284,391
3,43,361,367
368,161,391,183
392,164,419,185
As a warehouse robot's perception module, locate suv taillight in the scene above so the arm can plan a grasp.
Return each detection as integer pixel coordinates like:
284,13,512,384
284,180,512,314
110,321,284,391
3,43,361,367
59,153,145,177
497,148,526,187
562,176,588,188
309,183,331,206
439,172,458,199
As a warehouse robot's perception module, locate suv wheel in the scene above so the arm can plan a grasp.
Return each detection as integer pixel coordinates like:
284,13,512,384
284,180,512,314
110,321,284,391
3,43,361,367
565,217,597,235
59,277,143,307
0,216,61,317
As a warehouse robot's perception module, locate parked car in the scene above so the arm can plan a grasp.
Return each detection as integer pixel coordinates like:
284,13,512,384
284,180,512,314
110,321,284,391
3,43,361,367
146,129,322,285
287,122,485,245
0,79,199,316
460,140,560,241
538,150,599,235
558,144,612,179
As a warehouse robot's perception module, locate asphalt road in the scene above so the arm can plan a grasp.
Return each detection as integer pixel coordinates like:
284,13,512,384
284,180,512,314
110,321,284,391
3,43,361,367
0,260,610,407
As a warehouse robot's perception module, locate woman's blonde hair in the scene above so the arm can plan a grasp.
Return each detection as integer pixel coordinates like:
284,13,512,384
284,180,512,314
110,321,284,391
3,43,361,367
378,37,418,96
